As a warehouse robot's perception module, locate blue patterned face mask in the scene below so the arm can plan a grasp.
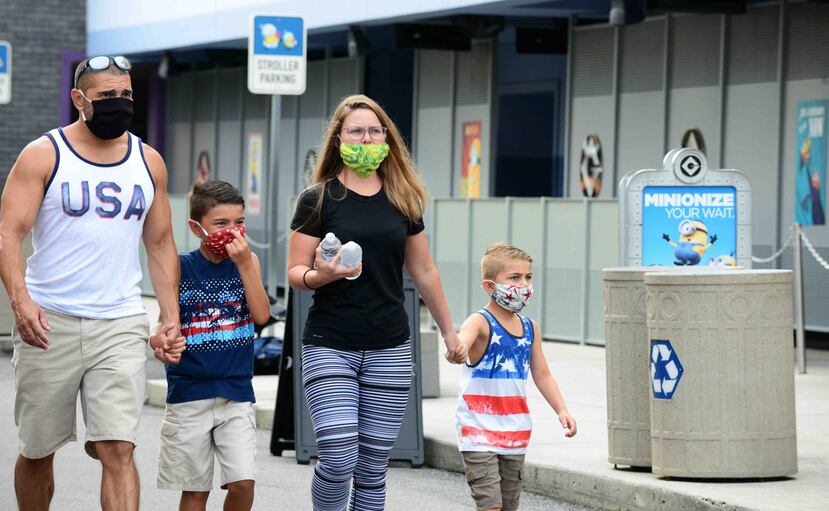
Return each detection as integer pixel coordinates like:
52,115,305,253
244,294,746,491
487,281,533,313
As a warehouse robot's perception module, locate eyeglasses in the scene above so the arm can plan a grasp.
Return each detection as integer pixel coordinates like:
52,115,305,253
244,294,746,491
340,126,388,142
74,56,132,87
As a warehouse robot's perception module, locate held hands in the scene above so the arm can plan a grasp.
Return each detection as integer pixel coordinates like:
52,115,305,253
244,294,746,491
443,330,468,365
558,410,577,438
14,298,51,350
313,243,362,282
150,322,186,365
226,230,253,268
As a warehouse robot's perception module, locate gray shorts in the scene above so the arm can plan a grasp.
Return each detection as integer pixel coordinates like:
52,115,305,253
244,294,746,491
12,309,149,459
157,398,257,491
462,451,525,511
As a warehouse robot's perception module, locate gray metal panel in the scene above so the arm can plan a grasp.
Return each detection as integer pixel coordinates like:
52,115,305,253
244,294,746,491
217,68,243,185
417,50,452,108
617,91,665,177
301,63,326,118
192,70,216,187
587,201,619,344
468,200,508,314
328,58,360,110
415,106,453,199
572,27,614,98
727,5,778,85
670,14,721,89
786,2,829,81
241,92,269,281
543,201,587,341
165,74,194,194
620,19,665,93
292,280,425,465
723,82,779,247
509,200,545,322
456,40,490,106
668,87,721,166
432,200,470,323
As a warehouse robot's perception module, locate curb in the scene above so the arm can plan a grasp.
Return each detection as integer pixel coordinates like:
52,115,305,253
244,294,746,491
422,438,748,511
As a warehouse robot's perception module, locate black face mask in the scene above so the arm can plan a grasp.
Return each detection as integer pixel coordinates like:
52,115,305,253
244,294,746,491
81,95,133,140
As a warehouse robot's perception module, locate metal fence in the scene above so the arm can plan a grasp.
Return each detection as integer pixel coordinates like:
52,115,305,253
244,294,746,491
431,197,618,346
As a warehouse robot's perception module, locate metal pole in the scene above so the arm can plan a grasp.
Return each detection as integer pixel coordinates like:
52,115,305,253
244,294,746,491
580,199,592,345
610,25,621,197
563,15,575,197
793,223,806,374
267,94,282,297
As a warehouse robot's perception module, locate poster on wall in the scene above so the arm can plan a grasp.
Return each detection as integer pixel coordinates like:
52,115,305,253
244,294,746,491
681,127,706,156
195,150,211,185
641,186,737,267
246,133,263,216
461,121,481,198
579,134,603,198
795,100,826,225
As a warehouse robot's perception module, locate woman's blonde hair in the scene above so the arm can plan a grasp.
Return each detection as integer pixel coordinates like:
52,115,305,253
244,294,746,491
304,94,427,224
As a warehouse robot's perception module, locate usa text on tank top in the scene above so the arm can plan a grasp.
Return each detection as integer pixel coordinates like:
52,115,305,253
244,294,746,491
25,128,156,319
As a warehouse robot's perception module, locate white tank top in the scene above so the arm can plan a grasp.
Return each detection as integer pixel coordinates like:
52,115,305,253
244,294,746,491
25,128,156,319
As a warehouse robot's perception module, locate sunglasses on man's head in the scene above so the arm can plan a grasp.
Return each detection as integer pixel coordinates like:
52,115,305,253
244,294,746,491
74,56,132,88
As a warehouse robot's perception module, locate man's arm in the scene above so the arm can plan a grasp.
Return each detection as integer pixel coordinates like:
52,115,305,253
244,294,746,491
0,138,54,349
141,144,180,327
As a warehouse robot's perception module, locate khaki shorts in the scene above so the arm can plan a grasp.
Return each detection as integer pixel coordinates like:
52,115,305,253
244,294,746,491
462,451,525,511
157,398,257,491
12,309,149,460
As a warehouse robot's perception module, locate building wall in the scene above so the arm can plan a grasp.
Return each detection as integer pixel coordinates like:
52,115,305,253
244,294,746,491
567,0,829,331
0,0,85,188
414,40,494,201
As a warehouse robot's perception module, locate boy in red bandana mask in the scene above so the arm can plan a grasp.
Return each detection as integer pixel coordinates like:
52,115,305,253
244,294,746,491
153,180,270,511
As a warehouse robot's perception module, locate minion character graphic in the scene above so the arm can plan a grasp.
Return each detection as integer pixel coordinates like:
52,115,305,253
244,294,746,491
707,254,736,267
662,220,718,266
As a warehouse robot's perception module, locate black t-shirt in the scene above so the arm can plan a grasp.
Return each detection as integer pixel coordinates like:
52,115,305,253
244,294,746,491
290,179,424,350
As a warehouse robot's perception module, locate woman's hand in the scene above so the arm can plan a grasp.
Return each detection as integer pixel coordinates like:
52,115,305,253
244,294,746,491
312,243,362,282
443,329,468,364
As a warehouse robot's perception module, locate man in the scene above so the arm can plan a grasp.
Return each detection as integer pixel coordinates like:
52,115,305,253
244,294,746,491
0,56,180,510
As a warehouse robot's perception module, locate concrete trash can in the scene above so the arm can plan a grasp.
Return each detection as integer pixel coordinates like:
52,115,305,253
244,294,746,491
603,267,653,468
645,269,797,478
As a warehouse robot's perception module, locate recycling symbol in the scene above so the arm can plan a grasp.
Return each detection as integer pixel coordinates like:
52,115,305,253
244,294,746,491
650,339,684,400
679,154,702,177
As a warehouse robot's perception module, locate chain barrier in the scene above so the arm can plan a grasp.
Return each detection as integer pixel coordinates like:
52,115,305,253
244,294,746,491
800,229,829,273
751,225,795,264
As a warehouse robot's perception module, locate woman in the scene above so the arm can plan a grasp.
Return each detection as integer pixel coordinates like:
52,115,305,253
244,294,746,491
287,95,466,510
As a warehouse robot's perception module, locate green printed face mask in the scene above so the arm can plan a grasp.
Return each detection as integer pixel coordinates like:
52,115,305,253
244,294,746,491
339,143,390,177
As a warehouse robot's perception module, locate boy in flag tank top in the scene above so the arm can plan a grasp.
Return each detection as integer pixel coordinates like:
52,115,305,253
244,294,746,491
154,181,271,511
455,242,577,511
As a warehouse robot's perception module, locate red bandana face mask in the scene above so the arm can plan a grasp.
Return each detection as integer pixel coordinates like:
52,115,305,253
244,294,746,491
196,223,246,259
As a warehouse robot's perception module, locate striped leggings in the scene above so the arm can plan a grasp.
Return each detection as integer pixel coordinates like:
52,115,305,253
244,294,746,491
301,340,412,511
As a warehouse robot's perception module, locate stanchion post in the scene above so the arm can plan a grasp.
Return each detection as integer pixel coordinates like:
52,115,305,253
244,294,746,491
793,223,806,374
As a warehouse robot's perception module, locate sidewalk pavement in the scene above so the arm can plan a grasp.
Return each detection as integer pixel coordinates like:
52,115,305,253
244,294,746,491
143,299,828,511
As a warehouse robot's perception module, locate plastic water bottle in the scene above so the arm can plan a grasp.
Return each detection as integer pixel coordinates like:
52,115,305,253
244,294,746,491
340,241,362,280
320,232,341,261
